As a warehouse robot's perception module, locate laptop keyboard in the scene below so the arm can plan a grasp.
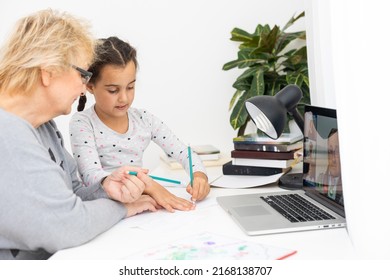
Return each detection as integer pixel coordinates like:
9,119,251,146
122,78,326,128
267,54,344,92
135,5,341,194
261,194,336,223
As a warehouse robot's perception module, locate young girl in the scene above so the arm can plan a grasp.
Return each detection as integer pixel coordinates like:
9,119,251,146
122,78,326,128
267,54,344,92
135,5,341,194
69,36,210,212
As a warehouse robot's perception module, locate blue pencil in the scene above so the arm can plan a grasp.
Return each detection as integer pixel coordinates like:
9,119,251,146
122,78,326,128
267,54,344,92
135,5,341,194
128,171,181,185
188,145,194,187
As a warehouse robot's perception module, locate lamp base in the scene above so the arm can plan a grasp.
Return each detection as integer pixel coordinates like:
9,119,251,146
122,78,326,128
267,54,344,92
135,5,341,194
278,173,303,190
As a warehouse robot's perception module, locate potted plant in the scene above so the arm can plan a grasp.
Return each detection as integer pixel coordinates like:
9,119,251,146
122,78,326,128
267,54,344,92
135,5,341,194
223,11,310,136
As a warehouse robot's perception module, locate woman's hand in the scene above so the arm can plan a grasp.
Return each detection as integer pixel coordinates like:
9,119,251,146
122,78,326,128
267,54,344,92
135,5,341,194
124,195,158,217
144,181,195,212
102,166,153,203
186,171,210,202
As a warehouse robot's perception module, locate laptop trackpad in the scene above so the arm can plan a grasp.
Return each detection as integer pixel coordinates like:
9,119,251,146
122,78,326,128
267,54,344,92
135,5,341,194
233,205,270,217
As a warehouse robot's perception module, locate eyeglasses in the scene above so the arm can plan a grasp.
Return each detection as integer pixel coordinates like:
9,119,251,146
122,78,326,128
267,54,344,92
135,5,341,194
71,65,93,84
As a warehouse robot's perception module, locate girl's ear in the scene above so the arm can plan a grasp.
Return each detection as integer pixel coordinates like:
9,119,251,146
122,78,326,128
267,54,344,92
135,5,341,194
86,83,94,94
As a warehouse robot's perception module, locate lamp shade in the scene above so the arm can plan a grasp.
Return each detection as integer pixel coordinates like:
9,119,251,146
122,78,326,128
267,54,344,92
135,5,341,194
245,85,304,139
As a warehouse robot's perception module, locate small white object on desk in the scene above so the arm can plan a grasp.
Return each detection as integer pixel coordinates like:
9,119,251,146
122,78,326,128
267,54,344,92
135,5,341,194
210,172,285,189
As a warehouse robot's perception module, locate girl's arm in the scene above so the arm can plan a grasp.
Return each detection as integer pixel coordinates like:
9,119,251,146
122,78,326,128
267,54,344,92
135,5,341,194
146,111,210,201
69,113,110,187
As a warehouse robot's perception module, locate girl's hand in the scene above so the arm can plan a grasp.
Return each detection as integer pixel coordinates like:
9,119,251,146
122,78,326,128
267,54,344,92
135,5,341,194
124,195,158,217
144,181,195,212
186,172,210,202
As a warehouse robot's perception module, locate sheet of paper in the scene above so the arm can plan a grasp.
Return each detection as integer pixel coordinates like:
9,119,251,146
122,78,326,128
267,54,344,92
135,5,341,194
117,190,218,231
210,173,284,188
125,232,296,260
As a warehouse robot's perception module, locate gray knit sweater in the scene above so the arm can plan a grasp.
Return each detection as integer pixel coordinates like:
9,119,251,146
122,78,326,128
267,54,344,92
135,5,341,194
0,109,127,259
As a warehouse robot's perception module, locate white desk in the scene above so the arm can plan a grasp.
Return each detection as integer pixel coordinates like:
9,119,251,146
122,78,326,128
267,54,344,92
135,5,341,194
51,165,356,260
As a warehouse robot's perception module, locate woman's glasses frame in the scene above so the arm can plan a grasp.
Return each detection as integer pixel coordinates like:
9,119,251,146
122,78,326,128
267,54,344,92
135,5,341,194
71,65,93,84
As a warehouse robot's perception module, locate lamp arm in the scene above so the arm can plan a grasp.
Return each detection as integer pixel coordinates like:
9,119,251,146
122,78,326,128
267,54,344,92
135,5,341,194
288,107,304,134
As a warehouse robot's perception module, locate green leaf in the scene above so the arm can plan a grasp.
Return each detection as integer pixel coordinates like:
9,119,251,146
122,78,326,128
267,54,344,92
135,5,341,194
233,77,251,90
275,31,306,54
281,11,305,32
286,72,304,87
302,76,310,88
290,46,307,65
230,28,253,43
282,47,308,72
229,69,263,129
265,79,283,96
240,37,261,49
223,48,262,70
222,59,240,70
254,24,264,36
282,47,308,73
232,67,259,90
230,94,249,130
260,25,280,53
248,49,273,60
229,89,243,111
249,68,265,97
262,24,271,34
300,86,311,104
236,49,262,69
236,67,259,81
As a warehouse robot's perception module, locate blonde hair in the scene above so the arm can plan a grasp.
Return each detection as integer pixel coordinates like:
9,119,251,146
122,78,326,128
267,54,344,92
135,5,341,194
0,9,95,96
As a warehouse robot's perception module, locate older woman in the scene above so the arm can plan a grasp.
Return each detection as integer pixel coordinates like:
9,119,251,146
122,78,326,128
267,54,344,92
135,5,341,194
0,9,157,260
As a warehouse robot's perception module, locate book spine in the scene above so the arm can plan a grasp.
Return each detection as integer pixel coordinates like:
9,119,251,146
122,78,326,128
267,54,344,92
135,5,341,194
232,157,297,168
231,150,295,160
223,161,285,176
234,143,290,152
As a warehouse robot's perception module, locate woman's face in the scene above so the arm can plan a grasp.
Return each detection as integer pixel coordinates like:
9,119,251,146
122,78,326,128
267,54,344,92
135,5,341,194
88,61,136,121
47,62,90,116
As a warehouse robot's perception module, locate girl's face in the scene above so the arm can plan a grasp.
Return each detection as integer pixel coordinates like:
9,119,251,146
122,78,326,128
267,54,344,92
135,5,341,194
88,61,136,121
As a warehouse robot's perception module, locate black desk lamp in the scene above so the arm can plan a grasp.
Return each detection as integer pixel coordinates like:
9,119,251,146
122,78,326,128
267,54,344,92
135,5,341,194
245,84,304,189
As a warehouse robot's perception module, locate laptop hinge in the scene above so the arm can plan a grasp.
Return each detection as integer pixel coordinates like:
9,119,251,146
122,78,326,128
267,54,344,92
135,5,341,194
305,190,345,218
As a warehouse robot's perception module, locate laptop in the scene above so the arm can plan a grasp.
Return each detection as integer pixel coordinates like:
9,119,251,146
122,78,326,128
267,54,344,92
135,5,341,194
216,105,346,235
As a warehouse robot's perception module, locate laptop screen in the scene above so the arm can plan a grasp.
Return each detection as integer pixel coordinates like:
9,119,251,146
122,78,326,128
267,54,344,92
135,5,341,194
302,105,344,210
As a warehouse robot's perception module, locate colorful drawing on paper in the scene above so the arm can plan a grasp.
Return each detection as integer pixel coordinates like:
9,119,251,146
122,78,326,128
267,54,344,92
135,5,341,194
126,232,296,260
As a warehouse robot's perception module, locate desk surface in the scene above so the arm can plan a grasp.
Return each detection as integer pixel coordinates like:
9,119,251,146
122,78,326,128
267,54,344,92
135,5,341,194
51,165,356,260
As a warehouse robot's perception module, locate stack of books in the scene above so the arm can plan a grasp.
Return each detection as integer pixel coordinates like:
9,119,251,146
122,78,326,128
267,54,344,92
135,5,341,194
161,144,229,169
223,133,303,176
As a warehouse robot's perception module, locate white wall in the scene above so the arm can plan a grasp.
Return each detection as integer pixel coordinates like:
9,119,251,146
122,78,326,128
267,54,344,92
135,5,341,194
0,0,305,168
308,0,390,258
304,0,336,108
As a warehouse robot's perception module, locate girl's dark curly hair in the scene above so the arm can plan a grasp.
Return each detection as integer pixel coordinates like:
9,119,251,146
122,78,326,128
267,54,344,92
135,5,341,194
77,36,138,111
